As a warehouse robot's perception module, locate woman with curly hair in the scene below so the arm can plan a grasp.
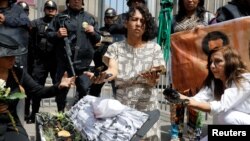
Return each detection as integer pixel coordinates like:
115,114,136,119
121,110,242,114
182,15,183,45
172,0,215,33
85,4,166,141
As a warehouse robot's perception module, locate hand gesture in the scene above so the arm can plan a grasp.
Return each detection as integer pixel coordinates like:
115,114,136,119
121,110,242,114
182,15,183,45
84,68,112,84
163,88,189,105
57,27,68,38
140,67,162,86
58,72,75,89
0,14,5,24
84,25,95,33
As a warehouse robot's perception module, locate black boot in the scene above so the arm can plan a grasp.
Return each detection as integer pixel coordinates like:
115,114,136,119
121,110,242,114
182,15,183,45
26,114,35,124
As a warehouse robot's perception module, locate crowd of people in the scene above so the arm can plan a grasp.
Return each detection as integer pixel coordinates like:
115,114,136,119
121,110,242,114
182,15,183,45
0,0,249,141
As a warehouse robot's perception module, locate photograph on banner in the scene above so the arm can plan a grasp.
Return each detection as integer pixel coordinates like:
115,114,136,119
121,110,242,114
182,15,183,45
170,16,250,139
171,16,250,95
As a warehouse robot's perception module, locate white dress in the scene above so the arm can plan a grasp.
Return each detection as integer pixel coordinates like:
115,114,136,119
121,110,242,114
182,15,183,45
104,40,166,140
193,73,250,124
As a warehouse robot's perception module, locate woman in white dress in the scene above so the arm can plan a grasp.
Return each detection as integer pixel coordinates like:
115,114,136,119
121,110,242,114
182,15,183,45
85,4,166,141
166,46,250,125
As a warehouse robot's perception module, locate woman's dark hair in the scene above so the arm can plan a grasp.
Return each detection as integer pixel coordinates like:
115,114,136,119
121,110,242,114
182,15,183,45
127,0,146,7
203,46,248,100
175,0,206,22
125,3,157,41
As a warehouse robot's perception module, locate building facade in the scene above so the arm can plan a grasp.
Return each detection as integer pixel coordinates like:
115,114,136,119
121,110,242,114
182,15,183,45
24,0,231,28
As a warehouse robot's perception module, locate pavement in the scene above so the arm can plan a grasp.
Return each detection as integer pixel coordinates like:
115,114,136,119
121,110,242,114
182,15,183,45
23,83,213,141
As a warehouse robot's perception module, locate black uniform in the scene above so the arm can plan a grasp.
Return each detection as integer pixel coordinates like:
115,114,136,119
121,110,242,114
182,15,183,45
46,7,101,111
25,16,57,122
0,3,30,70
89,25,125,97
216,1,250,23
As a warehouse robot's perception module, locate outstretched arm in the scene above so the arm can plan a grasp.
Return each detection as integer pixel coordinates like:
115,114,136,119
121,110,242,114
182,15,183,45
84,56,118,84
164,88,211,112
180,94,211,112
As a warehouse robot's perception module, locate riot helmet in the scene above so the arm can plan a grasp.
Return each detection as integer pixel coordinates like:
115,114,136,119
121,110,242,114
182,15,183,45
127,0,146,7
44,0,57,10
17,1,29,15
17,1,29,11
104,8,117,28
105,8,117,17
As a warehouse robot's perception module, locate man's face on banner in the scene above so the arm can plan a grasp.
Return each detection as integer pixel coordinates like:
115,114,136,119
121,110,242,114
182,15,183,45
208,38,224,51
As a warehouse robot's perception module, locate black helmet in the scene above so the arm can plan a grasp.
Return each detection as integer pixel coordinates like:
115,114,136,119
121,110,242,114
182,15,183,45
105,8,117,17
9,0,17,4
127,0,146,7
17,1,29,11
44,0,57,9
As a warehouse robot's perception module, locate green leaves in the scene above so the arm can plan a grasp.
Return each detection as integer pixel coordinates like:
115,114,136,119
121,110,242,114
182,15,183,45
0,91,26,101
37,112,82,141
7,92,26,100
0,79,26,133
0,79,26,101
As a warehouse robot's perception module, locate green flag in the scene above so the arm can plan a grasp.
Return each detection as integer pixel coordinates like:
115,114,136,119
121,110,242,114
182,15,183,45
157,0,173,62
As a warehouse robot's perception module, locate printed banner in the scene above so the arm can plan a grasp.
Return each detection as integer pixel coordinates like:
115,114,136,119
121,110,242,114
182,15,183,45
170,16,250,94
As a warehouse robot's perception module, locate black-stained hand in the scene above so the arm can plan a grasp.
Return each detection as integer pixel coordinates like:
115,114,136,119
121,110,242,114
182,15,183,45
140,68,161,86
84,71,112,84
163,88,180,100
163,88,190,105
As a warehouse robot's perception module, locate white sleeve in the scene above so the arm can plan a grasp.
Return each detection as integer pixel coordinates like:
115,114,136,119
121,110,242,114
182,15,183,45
209,79,250,115
192,86,213,102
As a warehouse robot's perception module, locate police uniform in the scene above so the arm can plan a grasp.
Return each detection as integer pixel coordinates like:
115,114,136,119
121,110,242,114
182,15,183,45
89,8,124,97
26,13,58,123
0,2,30,70
46,6,101,111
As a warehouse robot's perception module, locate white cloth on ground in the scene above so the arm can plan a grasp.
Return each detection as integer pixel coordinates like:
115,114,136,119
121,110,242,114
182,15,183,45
92,98,126,118
67,95,149,141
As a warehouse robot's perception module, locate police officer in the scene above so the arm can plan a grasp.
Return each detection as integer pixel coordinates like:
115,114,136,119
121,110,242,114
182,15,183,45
89,8,123,97
102,8,118,31
16,1,29,16
24,0,58,123
16,0,33,123
0,0,30,70
215,0,250,23
46,0,101,112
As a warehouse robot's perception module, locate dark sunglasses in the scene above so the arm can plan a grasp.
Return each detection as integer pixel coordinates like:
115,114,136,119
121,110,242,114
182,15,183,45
45,7,57,10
